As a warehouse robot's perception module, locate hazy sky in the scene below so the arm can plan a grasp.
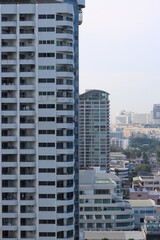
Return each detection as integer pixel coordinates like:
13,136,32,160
79,0,160,119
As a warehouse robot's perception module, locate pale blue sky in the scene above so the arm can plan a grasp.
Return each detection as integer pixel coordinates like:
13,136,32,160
79,0,160,118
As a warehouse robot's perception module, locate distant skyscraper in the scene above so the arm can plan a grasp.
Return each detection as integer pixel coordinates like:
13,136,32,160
79,90,110,172
153,104,160,124
115,110,132,125
0,0,85,239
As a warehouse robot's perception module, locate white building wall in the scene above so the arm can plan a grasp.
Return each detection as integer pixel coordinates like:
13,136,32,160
0,1,84,239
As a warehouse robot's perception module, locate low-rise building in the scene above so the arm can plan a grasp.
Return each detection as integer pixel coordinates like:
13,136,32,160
79,168,134,232
143,216,160,240
110,159,129,178
111,138,130,150
82,231,145,240
133,174,160,191
130,187,160,205
128,200,157,230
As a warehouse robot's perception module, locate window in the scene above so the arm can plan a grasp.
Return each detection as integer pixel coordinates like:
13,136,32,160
94,189,110,195
39,194,55,198
39,143,55,147
38,78,55,83
38,27,55,32
39,14,55,19
39,53,55,58
39,117,55,122
39,92,54,96
39,232,55,237
39,66,54,70
39,155,55,160
39,40,54,45
39,104,55,109
39,220,55,224
39,207,55,211
39,181,55,186
39,130,55,134
38,15,46,19
95,215,102,219
39,168,55,173
94,199,102,204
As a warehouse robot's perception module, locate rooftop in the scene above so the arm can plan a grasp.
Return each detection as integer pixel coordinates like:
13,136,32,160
83,231,145,240
129,199,155,208
130,187,148,193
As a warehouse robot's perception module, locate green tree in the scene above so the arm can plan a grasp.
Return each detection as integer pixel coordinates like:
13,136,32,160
134,164,151,174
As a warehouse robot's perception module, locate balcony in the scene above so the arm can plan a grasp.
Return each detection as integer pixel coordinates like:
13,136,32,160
57,161,74,168
20,187,36,193
20,149,35,155
2,27,16,40
20,104,35,116
56,149,74,155
20,199,36,206
2,161,17,167
2,173,17,181
56,26,73,34
57,211,74,219
20,33,35,40
1,45,17,52
56,54,73,65
56,40,73,53
2,136,17,142
2,187,17,193
56,92,74,103
57,174,74,181
21,212,36,219
20,27,35,40
21,225,36,232
20,123,35,129
20,84,35,91
56,136,74,142
2,123,17,129
20,20,35,27
20,71,35,78
2,212,18,218
56,64,74,78
2,194,17,205
57,225,73,232
20,44,35,51
20,174,36,180
2,33,16,39
2,59,17,65
2,97,17,104
20,66,35,78
1,69,17,78
20,97,35,104
2,148,17,155
20,135,36,142
2,224,18,231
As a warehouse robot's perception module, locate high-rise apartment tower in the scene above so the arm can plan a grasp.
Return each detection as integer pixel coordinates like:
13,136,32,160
79,90,110,172
0,0,85,239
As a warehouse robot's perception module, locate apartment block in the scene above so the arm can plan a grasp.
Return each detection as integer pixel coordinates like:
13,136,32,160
79,90,110,172
79,168,134,232
0,0,85,239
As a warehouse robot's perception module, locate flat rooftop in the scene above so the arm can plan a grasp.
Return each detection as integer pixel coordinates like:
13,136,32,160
83,231,145,240
129,199,155,208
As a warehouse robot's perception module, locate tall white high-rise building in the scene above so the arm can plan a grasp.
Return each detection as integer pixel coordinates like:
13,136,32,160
0,0,85,239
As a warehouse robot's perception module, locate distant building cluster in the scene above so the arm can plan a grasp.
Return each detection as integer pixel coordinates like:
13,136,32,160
116,104,160,126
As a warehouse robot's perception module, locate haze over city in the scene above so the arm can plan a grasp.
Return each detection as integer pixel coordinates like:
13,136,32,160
79,0,160,118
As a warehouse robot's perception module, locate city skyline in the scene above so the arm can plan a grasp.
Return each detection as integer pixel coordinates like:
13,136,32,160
79,0,160,118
